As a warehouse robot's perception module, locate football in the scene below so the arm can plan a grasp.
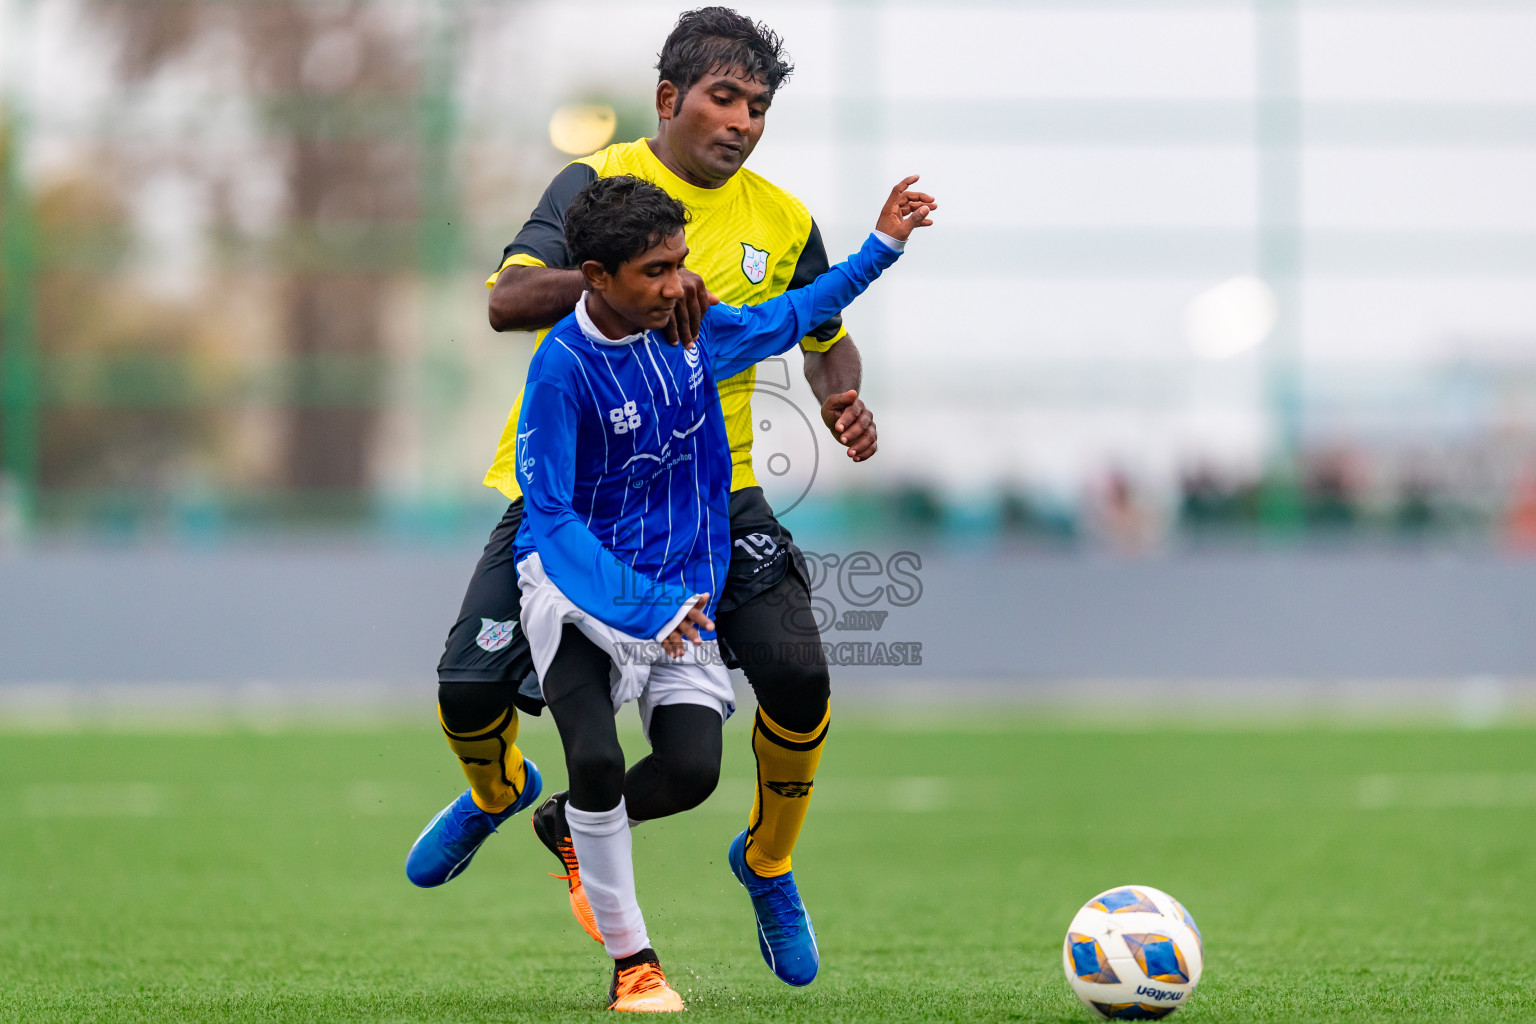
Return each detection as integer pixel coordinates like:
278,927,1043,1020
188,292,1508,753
1062,885,1204,1020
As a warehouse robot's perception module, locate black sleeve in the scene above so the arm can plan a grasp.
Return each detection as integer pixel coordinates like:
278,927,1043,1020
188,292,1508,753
786,218,844,343
497,162,599,273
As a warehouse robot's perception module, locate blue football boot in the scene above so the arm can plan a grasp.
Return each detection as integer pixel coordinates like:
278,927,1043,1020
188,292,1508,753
405,759,542,887
727,829,819,986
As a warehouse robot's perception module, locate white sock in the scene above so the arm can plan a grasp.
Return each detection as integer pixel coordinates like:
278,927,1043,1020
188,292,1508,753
566,798,651,959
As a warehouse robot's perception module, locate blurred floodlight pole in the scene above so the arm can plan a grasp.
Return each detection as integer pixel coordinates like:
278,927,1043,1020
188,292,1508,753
0,0,39,530
417,0,464,510
835,0,886,402
1256,0,1303,462
418,0,459,285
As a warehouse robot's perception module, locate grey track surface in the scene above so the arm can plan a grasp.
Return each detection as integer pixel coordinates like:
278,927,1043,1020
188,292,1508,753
3,543,1535,686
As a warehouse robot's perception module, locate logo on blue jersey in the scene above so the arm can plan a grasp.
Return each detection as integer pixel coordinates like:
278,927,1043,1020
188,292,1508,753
517,427,537,483
741,242,769,284
608,401,642,434
683,342,704,389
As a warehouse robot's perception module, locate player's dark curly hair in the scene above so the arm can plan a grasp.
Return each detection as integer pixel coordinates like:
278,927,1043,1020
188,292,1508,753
656,7,794,105
565,175,691,274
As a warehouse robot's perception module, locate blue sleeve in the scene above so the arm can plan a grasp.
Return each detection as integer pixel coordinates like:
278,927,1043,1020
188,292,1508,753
517,374,695,640
703,232,901,381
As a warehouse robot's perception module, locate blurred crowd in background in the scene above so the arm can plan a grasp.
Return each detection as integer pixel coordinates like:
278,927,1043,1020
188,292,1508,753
3,0,1536,552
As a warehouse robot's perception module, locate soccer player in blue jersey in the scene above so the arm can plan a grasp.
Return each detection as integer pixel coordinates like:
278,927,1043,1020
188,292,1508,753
500,173,931,1010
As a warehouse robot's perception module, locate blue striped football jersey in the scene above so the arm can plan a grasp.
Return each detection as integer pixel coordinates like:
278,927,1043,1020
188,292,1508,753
512,232,902,641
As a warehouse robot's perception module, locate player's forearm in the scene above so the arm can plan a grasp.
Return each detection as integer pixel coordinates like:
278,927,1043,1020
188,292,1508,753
488,265,587,332
797,232,897,399
804,334,862,404
713,233,898,380
528,504,690,640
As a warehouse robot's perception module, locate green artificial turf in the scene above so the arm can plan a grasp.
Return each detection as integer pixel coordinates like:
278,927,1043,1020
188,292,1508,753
2,713,1534,1022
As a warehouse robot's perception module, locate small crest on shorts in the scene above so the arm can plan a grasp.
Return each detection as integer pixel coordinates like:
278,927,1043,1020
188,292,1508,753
741,242,769,284
475,618,518,652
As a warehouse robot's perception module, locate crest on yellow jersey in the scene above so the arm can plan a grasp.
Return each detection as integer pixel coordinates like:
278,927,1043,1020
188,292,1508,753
741,242,769,284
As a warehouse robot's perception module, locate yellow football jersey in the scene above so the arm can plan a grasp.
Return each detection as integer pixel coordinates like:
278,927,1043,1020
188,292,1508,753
481,138,846,501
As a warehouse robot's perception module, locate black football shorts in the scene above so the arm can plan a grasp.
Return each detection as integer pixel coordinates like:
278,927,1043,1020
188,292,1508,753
437,502,540,707
717,485,810,615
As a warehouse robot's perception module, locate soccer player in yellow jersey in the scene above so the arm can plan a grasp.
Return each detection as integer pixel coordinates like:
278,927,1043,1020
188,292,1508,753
406,7,933,990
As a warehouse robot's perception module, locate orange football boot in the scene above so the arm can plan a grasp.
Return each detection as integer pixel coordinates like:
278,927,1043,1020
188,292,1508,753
609,954,684,1012
532,792,603,943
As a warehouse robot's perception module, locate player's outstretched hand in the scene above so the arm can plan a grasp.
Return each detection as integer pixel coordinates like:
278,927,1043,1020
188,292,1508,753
662,593,713,658
875,175,937,242
662,267,719,349
822,389,878,462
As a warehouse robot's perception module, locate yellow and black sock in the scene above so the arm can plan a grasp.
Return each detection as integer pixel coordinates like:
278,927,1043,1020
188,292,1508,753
439,704,528,815
744,705,829,877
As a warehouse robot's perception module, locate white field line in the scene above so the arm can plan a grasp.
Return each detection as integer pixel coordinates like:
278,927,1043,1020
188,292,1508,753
10,781,467,819
692,777,957,815
5,678,1536,733
22,782,171,817
1358,773,1536,809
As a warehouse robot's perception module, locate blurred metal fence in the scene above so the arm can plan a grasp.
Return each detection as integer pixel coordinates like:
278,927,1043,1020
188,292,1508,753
1,0,479,536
